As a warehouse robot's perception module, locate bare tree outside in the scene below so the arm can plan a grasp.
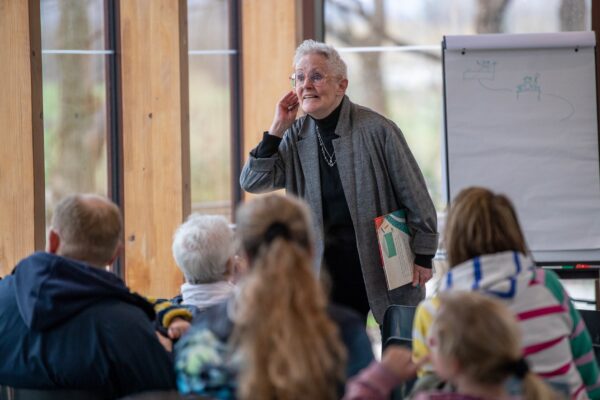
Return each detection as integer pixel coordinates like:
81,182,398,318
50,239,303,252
42,0,107,224
187,0,233,218
325,0,590,209
476,0,510,33
560,0,587,31
326,0,386,114
40,0,589,220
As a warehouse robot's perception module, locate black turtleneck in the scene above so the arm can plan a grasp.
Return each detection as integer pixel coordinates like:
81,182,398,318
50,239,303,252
312,101,352,232
312,101,371,317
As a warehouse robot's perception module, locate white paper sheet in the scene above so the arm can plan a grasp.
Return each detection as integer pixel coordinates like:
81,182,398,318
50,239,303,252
444,34,600,261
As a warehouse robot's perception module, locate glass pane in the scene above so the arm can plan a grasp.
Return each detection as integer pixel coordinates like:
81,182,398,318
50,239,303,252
561,278,596,310
339,50,443,208
41,0,107,50
505,0,591,33
325,0,591,210
189,55,232,219
188,0,230,50
42,54,109,223
41,0,109,225
325,0,591,47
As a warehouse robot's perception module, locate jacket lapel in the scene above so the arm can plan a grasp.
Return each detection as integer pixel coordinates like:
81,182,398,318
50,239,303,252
297,117,323,227
333,97,357,222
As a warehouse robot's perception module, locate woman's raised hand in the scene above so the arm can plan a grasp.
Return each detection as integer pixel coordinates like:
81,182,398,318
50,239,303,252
268,90,300,138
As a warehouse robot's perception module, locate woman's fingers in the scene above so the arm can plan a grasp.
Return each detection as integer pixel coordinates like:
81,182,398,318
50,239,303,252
281,90,299,110
269,91,299,137
286,101,299,112
276,91,297,113
413,264,433,287
412,270,420,287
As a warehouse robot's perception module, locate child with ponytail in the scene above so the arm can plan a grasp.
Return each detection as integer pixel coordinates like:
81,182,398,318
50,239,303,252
421,291,559,400
345,291,562,400
176,194,372,400
230,193,347,400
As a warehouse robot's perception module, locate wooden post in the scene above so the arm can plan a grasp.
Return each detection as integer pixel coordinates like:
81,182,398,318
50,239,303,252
240,0,303,187
0,0,45,274
118,0,190,296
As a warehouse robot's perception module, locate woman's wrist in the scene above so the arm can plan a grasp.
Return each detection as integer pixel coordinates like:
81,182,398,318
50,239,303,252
268,130,284,138
268,121,289,138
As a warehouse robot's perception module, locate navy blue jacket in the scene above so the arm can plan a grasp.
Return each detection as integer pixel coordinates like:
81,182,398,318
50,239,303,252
0,252,175,398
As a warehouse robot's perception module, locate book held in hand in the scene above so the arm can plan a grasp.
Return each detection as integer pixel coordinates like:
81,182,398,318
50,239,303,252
374,210,414,290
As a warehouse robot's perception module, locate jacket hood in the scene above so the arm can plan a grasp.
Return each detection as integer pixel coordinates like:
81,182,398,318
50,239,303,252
440,251,536,299
13,252,154,331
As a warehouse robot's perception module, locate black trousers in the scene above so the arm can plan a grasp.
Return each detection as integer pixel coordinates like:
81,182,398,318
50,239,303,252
323,234,370,321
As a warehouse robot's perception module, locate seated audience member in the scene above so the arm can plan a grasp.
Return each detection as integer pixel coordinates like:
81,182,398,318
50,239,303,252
172,214,236,311
411,187,600,399
153,214,244,340
175,194,374,400
153,215,237,339
0,194,175,398
344,291,561,400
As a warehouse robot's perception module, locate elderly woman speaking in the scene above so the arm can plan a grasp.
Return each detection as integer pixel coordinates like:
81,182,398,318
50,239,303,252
240,40,437,323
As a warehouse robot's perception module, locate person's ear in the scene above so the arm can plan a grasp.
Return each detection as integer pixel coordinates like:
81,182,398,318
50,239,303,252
336,78,348,95
229,254,249,284
445,356,462,379
107,243,122,267
47,229,61,254
224,256,235,278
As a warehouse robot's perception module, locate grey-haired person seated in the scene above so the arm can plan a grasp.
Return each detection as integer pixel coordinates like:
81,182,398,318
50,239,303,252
153,214,241,340
172,214,238,312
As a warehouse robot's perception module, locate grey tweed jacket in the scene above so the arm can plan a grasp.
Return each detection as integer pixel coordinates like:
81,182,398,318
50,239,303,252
239,96,438,323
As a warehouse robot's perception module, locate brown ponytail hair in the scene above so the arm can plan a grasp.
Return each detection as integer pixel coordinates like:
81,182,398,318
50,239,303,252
232,194,346,400
433,292,559,400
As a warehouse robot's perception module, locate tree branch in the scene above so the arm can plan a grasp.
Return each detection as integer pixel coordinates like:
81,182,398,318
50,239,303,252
327,0,441,62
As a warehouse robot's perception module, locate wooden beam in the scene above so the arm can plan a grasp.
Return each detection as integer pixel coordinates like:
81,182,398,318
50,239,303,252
0,0,45,274
118,0,190,297
301,0,318,41
240,0,303,181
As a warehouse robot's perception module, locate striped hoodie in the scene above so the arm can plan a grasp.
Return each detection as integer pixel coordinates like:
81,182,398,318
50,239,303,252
412,251,600,400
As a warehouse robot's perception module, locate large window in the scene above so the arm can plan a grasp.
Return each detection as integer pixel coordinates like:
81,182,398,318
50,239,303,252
41,0,239,223
40,0,111,225
188,0,238,220
325,0,591,210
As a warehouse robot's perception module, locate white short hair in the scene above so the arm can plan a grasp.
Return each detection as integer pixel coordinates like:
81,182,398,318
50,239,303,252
172,214,234,284
293,39,347,79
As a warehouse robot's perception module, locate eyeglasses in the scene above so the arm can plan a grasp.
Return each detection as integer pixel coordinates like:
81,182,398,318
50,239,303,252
289,72,329,88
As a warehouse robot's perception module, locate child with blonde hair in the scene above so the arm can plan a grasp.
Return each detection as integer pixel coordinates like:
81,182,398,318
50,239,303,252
344,291,561,400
